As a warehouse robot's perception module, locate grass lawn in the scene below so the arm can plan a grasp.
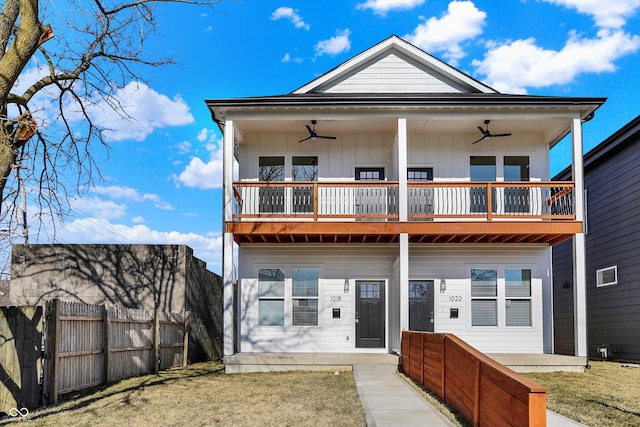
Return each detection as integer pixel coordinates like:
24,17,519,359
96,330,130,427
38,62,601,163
0,362,365,426
524,361,640,427
3,360,639,426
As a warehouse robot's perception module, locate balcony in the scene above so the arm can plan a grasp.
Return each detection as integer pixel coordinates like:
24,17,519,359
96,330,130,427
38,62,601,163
228,181,581,245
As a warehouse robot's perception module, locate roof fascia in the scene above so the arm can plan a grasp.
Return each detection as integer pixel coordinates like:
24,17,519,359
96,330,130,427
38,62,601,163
291,35,498,95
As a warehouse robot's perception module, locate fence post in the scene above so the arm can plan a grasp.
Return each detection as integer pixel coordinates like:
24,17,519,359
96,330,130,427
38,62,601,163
441,335,446,401
183,311,190,366
153,308,160,373
102,305,110,384
47,299,61,404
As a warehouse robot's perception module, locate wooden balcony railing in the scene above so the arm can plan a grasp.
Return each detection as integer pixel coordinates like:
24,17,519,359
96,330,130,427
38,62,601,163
232,181,575,222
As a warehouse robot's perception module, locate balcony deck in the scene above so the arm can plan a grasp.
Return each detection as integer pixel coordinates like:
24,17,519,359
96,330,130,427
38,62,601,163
229,181,580,245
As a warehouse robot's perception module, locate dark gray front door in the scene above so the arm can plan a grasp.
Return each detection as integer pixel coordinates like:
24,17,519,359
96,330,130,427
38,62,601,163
409,280,434,332
356,281,385,348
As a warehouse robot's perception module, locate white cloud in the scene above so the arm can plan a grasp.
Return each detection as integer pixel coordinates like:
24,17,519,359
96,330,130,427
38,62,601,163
473,29,640,93
91,185,174,210
542,0,640,29
404,1,486,64
175,141,192,154
282,53,303,64
270,7,310,30
356,0,425,15
315,29,352,57
174,140,224,189
81,81,194,142
57,218,222,273
131,215,146,224
196,128,210,142
70,196,127,220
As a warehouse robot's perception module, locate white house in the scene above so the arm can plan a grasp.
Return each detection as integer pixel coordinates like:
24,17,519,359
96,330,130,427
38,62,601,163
206,36,604,367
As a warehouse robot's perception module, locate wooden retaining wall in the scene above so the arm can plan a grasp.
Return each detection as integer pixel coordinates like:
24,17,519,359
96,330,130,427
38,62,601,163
401,331,547,427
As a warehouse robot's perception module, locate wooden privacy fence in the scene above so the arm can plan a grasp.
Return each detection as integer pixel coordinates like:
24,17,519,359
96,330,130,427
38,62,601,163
401,331,547,427
0,306,43,414
45,300,190,403
0,300,190,414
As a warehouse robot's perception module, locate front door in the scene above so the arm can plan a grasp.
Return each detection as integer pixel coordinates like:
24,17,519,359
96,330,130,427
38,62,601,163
356,281,385,348
409,280,434,332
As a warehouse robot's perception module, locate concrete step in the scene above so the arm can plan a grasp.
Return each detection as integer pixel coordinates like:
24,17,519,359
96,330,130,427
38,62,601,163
225,352,399,373
487,353,587,373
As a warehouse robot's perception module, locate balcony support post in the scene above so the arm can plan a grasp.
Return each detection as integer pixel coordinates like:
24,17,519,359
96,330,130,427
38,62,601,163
223,119,236,356
571,116,588,360
398,117,408,222
399,233,409,332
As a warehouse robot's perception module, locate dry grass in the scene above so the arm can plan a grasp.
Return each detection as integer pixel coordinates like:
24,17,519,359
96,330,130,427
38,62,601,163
5,359,638,426
524,361,640,427
0,362,365,426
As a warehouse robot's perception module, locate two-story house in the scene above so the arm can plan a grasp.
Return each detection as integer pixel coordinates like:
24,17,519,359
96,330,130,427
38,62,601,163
206,36,604,371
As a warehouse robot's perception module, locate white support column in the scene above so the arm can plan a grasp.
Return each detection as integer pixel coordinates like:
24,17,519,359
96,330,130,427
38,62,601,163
571,116,588,359
399,233,409,332
398,117,408,222
223,119,235,356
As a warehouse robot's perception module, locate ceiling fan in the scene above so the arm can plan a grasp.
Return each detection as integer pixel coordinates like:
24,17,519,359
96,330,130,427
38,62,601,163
298,120,337,142
472,120,512,144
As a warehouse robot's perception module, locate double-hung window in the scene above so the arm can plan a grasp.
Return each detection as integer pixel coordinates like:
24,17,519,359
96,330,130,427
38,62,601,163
471,269,498,326
505,269,532,327
258,268,285,326
292,268,318,326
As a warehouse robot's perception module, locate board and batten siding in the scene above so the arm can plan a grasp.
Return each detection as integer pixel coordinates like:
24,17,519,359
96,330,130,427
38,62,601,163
409,245,550,354
237,244,551,354
239,133,547,182
237,245,396,353
315,52,469,94
554,132,640,361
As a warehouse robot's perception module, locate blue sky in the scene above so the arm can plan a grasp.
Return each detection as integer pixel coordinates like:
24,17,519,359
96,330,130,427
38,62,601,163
8,0,640,275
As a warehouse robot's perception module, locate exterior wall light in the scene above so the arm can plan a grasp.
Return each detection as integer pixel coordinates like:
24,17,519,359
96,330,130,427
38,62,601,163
440,279,447,293
344,279,350,294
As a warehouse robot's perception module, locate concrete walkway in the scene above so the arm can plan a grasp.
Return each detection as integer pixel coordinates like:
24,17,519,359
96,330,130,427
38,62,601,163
352,364,587,427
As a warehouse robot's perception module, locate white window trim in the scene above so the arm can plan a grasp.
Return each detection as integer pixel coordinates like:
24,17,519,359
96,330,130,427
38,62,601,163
468,266,534,329
596,265,618,287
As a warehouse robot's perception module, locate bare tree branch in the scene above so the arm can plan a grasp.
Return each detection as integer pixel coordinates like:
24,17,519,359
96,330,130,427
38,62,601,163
0,0,220,243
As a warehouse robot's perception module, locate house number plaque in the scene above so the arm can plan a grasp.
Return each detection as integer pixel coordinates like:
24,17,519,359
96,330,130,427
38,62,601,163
330,295,342,302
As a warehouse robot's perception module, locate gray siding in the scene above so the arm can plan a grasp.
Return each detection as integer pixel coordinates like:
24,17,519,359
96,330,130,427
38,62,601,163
552,239,574,355
553,120,640,362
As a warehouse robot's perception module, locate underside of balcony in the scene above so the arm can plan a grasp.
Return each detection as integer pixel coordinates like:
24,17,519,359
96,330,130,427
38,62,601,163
227,220,582,245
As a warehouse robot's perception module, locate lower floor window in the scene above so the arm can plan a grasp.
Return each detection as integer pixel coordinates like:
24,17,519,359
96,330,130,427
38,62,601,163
471,268,532,327
292,268,319,326
258,268,285,326
258,267,319,326
505,269,532,327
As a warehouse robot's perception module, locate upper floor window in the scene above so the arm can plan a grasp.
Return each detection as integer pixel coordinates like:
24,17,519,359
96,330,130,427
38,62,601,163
259,156,285,181
408,167,433,182
293,156,318,181
355,167,385,181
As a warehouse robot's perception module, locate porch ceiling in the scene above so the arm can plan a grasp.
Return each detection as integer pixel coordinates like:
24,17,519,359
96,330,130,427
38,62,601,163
227,221,582,246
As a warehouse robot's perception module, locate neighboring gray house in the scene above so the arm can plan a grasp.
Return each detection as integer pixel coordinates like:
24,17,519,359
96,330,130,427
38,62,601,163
553,115,640,362
9,243,222,362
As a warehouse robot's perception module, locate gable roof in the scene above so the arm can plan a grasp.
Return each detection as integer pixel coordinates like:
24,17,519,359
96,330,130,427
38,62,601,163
292,35,497,95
